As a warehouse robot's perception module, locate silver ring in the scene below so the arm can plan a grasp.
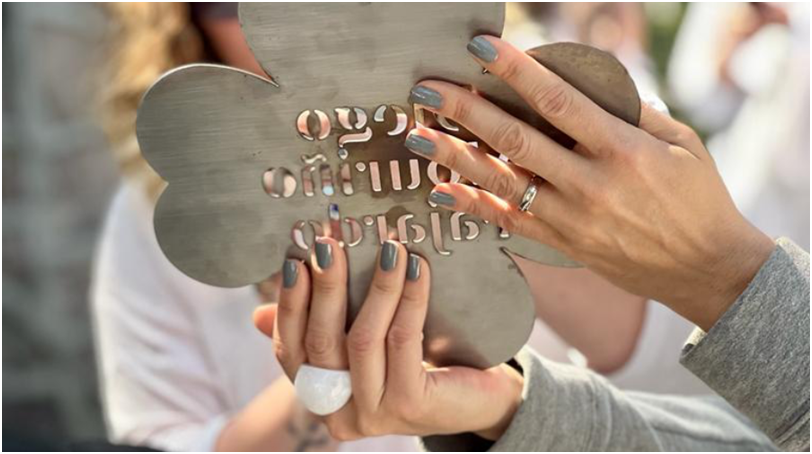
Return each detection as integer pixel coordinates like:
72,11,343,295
518,176,543,212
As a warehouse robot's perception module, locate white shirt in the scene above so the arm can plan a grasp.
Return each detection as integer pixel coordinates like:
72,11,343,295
92,182,709,452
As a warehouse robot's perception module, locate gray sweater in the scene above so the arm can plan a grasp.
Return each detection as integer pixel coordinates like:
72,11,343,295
422,238,809,451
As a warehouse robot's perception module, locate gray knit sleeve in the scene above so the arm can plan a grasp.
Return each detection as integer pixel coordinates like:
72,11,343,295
681,237,810,451
422,238,810,452
422,347,776,451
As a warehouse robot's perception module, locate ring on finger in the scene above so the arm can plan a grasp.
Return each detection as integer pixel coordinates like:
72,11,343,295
518,176,544,212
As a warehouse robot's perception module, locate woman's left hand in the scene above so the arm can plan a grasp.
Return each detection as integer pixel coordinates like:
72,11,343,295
253,238,523,441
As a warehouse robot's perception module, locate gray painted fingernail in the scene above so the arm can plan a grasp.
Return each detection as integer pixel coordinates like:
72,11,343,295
283,259,298,288
407,254,421,281
380,240,398,272
409,86,443,109
315,239,332,269
404,134,435,156
429,191,456,207
467,36,498,63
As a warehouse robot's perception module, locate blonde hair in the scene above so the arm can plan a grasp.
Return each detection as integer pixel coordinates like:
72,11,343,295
100,3,205,199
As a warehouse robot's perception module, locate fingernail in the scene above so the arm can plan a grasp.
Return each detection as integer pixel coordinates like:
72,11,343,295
315,239,332,269
467,36,498,63
380,240,398,272
409,85,443,109
429,190,456,207
407,254,421,281
404,134,435,157
283,259,298,288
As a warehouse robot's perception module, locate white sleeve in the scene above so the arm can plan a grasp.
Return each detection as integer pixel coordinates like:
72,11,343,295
90,185,230,451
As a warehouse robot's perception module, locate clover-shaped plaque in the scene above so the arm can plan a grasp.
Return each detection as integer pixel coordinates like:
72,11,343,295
136,3,640,368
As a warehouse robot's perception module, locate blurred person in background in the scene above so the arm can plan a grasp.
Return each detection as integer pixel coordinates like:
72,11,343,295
668,2,810,250
505,3,660,99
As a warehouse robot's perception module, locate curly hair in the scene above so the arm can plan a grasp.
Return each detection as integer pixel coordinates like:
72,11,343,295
99,3,205,199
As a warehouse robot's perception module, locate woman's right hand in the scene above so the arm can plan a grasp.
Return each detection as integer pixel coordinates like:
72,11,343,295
405,36,776,331
253,238,524,441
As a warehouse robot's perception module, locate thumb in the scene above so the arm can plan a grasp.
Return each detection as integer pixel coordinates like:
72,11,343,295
252,304,278,338
638,102,706,157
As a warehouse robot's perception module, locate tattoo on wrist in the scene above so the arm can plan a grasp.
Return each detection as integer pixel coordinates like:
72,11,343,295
287,419,331,451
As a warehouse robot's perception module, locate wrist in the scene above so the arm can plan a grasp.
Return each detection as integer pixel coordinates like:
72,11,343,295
698,225,775,331
474,362,524,441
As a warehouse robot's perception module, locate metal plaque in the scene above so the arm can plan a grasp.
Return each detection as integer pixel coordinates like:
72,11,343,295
136,3,640,369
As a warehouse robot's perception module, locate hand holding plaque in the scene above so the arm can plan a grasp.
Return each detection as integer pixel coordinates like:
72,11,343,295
136,3,641,368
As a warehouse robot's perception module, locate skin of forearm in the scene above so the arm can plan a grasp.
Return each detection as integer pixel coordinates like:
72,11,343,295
215,377,337,452
516,256,646,374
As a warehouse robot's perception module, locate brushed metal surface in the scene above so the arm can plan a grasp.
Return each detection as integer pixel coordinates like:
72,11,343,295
136,3,640,369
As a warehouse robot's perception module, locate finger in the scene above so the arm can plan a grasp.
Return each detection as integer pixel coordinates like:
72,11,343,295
464,35,646,157
429,183,566,250
424,155,556,222
348,240,407,411
306,237,349,370
410,82,583,187
252,304,277,338
274,259,311,380
405,128,535,206
386,253,430,399
638,103,707,158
